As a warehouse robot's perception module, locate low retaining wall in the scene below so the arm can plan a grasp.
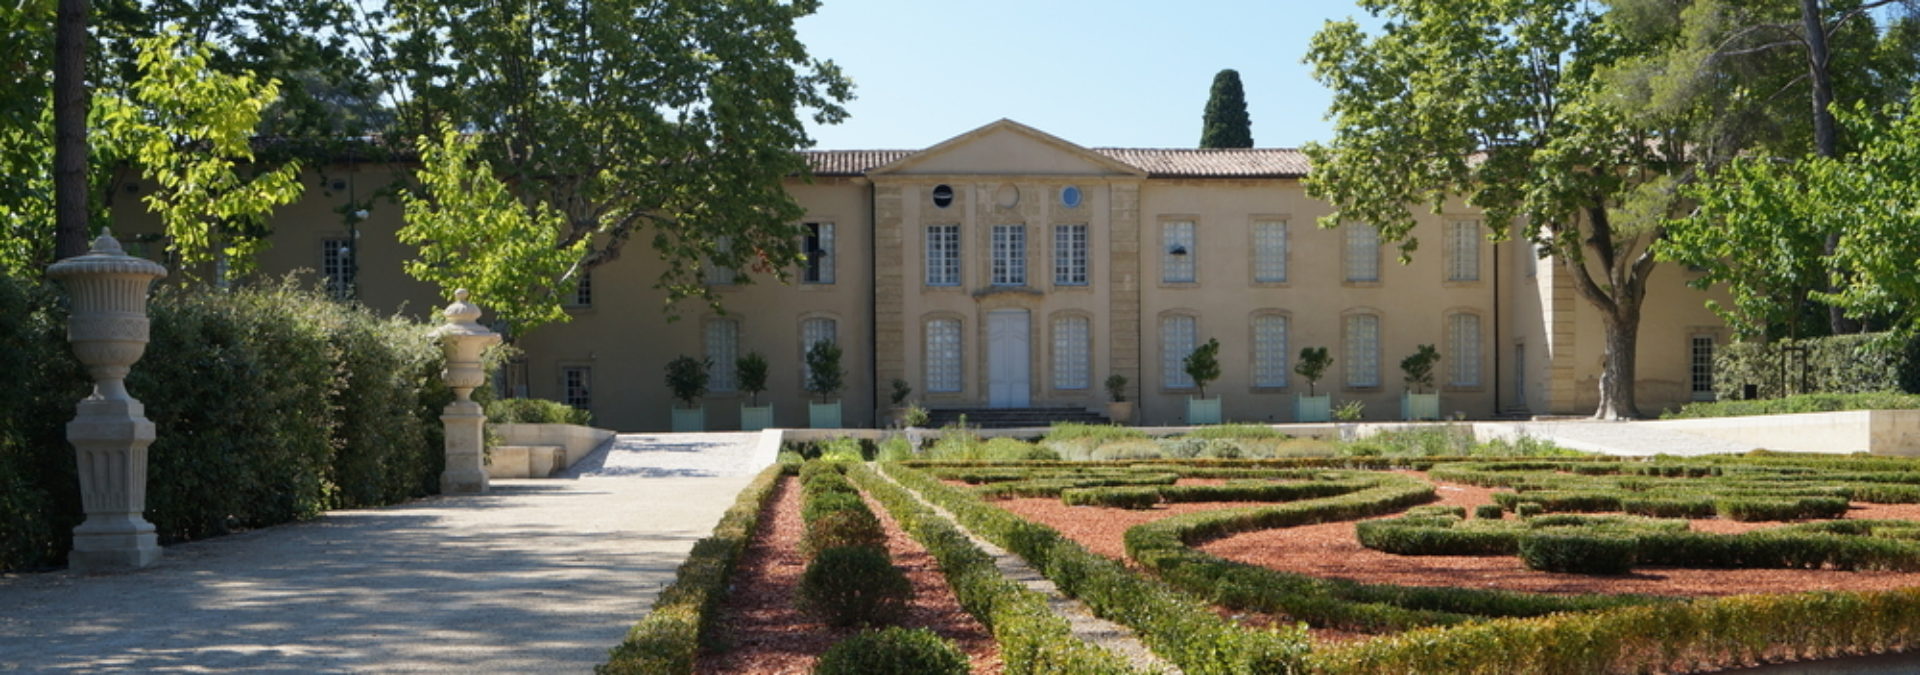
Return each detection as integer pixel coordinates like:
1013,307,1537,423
490,423,619,471
1639,410,1920,456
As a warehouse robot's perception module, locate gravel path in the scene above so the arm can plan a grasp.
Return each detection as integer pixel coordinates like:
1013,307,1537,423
0,432,772,673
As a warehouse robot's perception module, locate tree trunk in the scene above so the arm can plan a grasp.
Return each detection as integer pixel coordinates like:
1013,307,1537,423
1595,308,1642,420
1801,0,1861,334
52,0,90,261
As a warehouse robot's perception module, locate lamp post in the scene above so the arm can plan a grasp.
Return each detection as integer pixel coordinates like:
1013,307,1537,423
46,229,168,571
436,289,501,494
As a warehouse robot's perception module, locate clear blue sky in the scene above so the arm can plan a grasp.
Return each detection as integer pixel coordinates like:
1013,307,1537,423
795,1,1379,151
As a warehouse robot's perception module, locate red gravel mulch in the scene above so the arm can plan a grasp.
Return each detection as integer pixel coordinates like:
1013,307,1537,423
695,476,1002,675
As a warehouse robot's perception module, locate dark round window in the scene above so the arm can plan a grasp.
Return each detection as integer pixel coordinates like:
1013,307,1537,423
1061,185,1082,208
932,184,954,208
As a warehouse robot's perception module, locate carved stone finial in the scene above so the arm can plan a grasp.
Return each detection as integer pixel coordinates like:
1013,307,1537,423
90,229,126,256
440,289,487,333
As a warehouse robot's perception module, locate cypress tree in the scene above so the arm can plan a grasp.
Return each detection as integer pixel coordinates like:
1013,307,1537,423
1200,69,1253,148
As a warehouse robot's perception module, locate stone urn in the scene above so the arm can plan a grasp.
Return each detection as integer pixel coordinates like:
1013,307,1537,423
435,289,502,494
46,230,168,571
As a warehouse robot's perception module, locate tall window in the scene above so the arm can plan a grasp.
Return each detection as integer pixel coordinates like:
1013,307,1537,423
565,271,592,308
1052,315,1090,390
563,366,592,410
1448,313,1481,387
706,318,739,392
1345,314,1380,387
1345,224,1379,282
803,222,835,284
1162,315,1197,389
1162,220,1195,283
1691,335,1716,401
705,237,735,285
926,224,960,286
991,224,1026,285
926,318,962,393
322,238,354,300
1054,224,1088,285
1253,314,1289,388
801,318,836,384
1447,220,1480,281
1253,221,1288,283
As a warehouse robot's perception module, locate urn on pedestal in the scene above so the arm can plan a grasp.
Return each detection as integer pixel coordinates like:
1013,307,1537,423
45,230,168,572
435,289,502,494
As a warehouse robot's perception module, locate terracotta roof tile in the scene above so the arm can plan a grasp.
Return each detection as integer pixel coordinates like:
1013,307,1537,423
802,147,1310,178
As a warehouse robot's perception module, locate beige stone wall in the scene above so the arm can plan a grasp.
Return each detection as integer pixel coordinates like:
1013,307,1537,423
1555,260,1729,416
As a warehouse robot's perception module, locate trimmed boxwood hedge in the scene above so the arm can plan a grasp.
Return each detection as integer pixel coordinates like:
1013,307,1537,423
813,626,969,675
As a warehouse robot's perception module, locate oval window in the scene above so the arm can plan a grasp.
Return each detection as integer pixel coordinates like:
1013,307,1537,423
932,184,954,208
1061,185,1082,208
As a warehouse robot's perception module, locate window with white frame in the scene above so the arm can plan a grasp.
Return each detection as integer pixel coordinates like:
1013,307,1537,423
705,237,736,285
991,224,1026,285
565,271,592,308
562,366,592,410
1253,314,1289,388
1162,315,1197,389
1691,335,1716,401
1253,221,1288,283
1162,220,1195,283
323,238,354,300
706,318,739,393
801,317,836,384
926,224,960,286
1448,313,1482,387
1345,224,1379,282
803,222,835,284
1447,220,1481,281
1052,315,1090,390
1345,314,1380,387
1054,224,1088,285
926,318,962,393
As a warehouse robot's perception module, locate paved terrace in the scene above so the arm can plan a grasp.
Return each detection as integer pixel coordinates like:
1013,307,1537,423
0,431,777,673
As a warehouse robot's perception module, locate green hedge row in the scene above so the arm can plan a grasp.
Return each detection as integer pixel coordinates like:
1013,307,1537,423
1121,473,1657,631
598,461,788,674
484,397,592,425
1,279,471,571
882,462,1308,675
1709,332,1920,402
845,464,1145,674
1306,588,1920,673
1356,512,1920,572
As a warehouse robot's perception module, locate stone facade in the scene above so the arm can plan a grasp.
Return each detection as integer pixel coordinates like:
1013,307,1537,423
109,119,1732,429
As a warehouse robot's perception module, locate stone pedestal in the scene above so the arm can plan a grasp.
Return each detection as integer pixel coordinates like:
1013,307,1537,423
46,230,168,572
435,290,501,494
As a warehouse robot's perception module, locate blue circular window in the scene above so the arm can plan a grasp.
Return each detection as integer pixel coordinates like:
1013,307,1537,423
1061,185,1082,208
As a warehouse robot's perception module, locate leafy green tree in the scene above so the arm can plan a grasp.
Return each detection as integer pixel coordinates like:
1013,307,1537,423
1201,69,1253,148
0,1,55,272
1803,97,1920,328
372,0,851,330
1295,347,1332,396
806,340,845,402
1305,0,1710,419
1400,344,1439,394
1184,338,1222,398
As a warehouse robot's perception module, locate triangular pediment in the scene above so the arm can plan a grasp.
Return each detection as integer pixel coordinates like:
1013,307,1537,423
868,119,1146,177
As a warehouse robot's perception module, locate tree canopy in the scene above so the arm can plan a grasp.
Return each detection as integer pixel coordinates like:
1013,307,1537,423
1200,69,1253,148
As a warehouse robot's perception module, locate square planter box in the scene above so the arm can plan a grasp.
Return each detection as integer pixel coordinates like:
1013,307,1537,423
809,401,842,429
671,406,705,432
1402,393,1440,421
1187,396,1222,425
740,404,774,431
1295,394,1331,423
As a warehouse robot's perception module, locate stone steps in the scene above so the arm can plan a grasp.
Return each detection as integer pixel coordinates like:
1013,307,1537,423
486,445,566,479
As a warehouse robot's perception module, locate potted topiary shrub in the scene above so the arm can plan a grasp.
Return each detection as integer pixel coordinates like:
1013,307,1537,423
885,378,913,428
1184,337,1223,425
737,351,773,431
665,355,710,432
1400,344,1441,421
806,340,844,428
1104,374,1133,425
1294,346,1333,423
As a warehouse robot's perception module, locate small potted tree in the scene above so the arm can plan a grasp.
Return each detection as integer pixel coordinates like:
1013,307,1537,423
805,340,844,428
885,378,913,428
737,351,772,431
665,355,710,432
1104,374,1133,425
1400,344,1441,421
1183,338,1223,425
1294,347,1333,423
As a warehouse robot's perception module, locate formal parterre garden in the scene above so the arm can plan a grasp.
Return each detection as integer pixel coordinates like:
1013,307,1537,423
601,424,1920,674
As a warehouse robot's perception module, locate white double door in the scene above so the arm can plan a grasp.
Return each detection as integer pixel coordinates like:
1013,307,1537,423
986,309,1030,408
